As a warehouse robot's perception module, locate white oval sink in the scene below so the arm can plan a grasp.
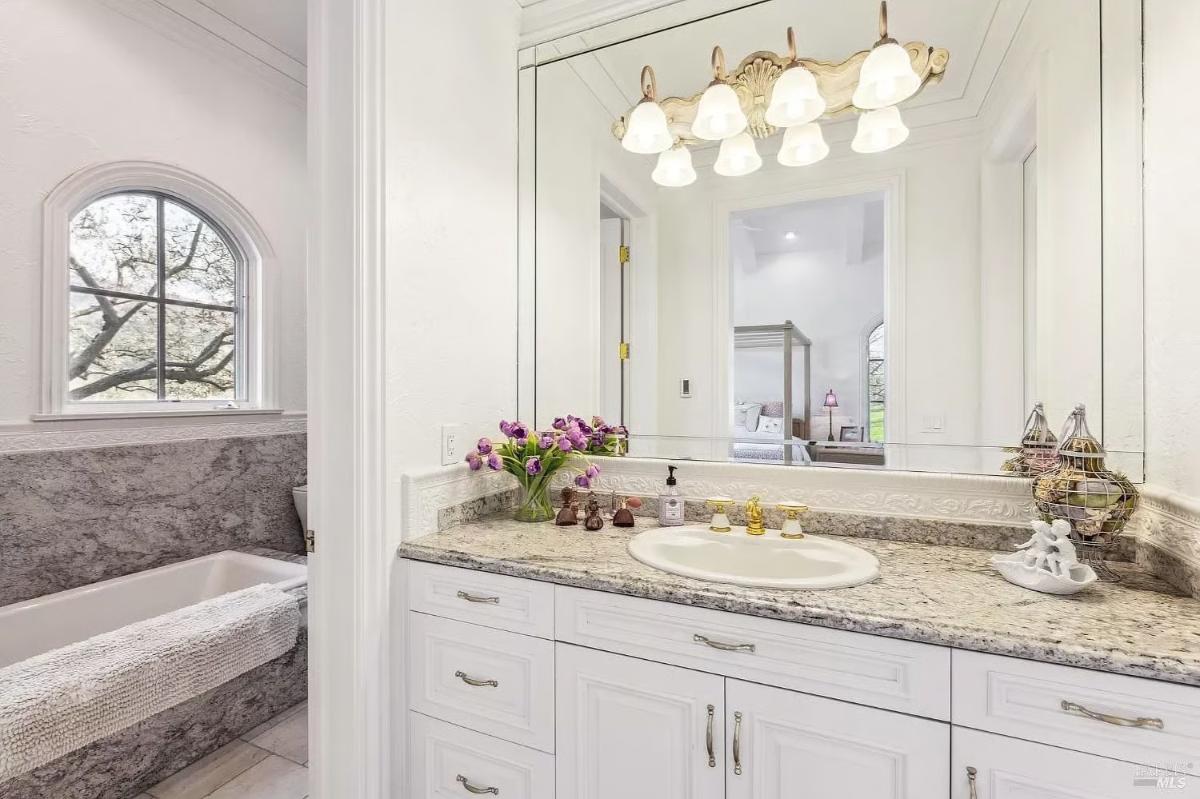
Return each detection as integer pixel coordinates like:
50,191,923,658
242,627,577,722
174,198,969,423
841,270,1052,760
627,525,880,590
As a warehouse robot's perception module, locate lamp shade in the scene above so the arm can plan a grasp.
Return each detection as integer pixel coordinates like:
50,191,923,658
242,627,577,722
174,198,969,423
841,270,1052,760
823,389,839,409
692,82,748,141
777,122,829,167
652,144,697,187
851,105,909,154
713,132,762,177
852,41,920,109
765,65,826,128
622,99,673,154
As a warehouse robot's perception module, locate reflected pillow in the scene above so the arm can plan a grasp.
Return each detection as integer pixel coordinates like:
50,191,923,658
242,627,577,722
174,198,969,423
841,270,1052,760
757,416,783,434
735,402,762,432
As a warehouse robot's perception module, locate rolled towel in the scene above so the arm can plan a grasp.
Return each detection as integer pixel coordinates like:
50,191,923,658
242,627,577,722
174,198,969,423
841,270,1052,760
0,584,300,781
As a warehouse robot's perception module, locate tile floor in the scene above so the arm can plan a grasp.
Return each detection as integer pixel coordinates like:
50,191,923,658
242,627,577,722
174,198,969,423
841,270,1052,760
133,702,309,799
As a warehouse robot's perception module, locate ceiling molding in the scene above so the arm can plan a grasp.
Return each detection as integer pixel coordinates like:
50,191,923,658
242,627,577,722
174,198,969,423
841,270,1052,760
94,0,305,98
520,0,691,48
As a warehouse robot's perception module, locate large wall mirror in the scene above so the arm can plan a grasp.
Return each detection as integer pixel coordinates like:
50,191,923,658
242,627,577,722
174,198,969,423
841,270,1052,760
518,0,1144,478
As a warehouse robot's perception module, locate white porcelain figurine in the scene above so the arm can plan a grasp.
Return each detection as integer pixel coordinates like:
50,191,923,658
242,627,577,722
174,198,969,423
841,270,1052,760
992,519,1098,595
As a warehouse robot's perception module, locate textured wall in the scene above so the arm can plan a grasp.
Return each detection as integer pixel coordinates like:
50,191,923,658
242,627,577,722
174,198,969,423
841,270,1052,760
0,433,306,606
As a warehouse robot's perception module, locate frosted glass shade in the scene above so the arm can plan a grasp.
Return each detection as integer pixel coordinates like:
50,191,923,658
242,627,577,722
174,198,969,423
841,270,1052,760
621,99,673,154
652,145,697,187
852,42,920,109
692,82,748,141
851,106,909,154
765,65,826,128
714,132,762,177
777,122,829,167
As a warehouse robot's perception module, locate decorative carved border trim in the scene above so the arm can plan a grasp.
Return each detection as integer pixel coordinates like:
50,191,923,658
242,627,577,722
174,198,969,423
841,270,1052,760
0,417,306,453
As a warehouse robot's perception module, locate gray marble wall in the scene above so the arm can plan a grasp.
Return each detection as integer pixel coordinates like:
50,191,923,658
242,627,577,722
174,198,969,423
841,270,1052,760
0,433,307,607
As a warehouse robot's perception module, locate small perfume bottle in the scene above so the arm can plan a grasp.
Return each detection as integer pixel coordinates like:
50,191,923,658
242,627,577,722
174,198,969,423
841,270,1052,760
658,465,685,527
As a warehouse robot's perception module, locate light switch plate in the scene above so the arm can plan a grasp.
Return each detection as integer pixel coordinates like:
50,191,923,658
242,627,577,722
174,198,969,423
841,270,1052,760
441,423,465,465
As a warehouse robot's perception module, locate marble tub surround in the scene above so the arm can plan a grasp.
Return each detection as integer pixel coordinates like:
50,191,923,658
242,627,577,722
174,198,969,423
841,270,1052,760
0,433,307,607
399,514,1200,685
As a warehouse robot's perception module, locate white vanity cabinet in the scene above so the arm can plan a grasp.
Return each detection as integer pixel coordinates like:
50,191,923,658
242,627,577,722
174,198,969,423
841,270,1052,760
403,560,1199,799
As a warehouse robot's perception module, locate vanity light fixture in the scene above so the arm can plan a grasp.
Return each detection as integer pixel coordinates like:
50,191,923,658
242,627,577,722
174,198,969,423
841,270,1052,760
621,65,674,154
652,142,698,187
852,1,922,110
714,131,762,177
851,105,909,153
778,121,830,167
764,28,826,128
692,47,749,141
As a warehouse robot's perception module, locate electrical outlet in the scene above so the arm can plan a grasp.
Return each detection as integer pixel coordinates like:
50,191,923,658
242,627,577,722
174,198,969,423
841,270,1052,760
441,423,465,466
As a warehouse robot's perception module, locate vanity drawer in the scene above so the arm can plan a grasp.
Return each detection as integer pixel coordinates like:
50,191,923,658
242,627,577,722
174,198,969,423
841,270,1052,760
408,712,554,799
407,560,555,638
408,612,555,752
555,586,950,720
953,650,1200,774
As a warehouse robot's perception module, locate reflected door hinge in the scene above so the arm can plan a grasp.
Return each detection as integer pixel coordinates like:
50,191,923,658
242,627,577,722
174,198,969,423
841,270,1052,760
305,529,316,554
619,342,630,361
619,245,630,264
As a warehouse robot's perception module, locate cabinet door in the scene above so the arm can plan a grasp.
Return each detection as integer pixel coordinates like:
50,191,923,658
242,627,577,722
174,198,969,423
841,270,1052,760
556,643,725,799
725,679,948,799
953,727,1200,798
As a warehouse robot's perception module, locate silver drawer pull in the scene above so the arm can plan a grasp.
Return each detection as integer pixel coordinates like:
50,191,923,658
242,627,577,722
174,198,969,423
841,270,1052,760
455,670,499,688
457,590,500,604
966,766,978,799
694,634,756,653
705,704,716,768
732,711,743,776
457,774,500,795
1060,700,1164,730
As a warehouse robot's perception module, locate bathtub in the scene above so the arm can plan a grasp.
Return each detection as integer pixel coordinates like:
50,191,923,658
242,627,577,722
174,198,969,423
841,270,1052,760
0,550,306,668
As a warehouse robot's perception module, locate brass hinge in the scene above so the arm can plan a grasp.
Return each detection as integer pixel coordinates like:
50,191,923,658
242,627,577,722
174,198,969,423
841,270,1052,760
305,529,316,554
618,245,630,264
618,341,630,361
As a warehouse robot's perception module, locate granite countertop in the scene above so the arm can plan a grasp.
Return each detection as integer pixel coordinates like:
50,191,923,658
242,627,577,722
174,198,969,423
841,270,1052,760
398,515,1200,686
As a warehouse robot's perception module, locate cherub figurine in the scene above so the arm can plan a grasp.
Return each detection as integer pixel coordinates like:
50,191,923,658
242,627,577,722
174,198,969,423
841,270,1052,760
1015,519,1079,577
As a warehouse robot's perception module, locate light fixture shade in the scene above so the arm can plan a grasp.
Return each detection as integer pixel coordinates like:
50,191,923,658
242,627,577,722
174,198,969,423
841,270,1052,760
621,99,673,154
824,388,839,408
777,122,829,167
765,65,826,128
852,41,920,109
851,105,909,154
713,132,762,177
692,82,748,141
652,144,697,187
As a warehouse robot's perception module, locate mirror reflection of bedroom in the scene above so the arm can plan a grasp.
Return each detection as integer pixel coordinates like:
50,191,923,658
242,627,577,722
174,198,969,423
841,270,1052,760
730,191,886,467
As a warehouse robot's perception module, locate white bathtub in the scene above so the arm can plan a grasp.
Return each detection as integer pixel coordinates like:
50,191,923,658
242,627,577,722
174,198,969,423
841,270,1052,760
0,550,307,668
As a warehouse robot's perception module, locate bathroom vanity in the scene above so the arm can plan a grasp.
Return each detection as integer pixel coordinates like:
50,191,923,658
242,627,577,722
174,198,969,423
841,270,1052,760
398,517,1200,799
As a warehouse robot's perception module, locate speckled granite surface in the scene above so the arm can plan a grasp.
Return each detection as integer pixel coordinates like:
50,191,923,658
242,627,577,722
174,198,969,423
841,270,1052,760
399,515,1200,686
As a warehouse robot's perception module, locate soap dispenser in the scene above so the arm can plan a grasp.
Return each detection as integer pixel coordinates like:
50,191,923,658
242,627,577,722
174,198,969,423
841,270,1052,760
658,465,685,527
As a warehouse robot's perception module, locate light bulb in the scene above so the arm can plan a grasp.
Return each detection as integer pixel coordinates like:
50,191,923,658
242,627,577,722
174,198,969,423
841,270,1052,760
714,132,762,177
692,82,748,141
851,106,909,154
853,41,920,109
765,64,826,128
777,122,829,167
621,99,673,154
652,144,697,188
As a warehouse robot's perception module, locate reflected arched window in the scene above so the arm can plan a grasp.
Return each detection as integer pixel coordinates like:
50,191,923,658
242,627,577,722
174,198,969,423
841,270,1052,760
866,322,885,443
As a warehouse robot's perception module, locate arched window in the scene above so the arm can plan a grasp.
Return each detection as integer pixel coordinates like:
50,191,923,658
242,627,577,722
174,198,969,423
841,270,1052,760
866,322,885,444
42,162,276,415
68,192,242,402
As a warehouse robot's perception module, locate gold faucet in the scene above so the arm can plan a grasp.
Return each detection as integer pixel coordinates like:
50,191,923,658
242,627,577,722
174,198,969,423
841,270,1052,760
745,496,766,536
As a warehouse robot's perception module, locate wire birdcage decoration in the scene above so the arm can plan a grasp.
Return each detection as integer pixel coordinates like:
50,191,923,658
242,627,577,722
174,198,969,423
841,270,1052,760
1002,402,1059,477
1031,404,1139,581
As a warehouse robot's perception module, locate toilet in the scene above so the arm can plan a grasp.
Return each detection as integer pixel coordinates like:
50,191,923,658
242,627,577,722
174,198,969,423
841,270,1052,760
292,485,308,531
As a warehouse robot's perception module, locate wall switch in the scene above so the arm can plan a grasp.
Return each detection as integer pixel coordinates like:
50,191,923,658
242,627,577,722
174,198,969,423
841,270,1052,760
441,423,465,466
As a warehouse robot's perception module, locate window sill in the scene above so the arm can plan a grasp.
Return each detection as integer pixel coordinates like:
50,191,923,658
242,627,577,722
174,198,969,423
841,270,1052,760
31,408,285,423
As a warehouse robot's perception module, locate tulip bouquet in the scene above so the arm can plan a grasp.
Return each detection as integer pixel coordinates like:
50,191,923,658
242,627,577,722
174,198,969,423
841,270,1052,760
467,416,628,522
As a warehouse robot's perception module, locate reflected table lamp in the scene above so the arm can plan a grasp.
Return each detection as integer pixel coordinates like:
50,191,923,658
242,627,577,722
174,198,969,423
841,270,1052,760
823,389,839,442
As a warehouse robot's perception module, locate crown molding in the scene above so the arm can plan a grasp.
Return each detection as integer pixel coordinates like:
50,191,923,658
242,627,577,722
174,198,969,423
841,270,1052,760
94,0,305,101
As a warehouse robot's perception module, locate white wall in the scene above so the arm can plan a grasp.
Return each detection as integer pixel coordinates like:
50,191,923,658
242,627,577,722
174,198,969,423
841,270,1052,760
1145,0,1200,497
0,0,307,424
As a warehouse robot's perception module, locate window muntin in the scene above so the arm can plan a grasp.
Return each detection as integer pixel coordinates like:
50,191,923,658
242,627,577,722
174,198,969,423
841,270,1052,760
68,192,243,404
867,322,885,444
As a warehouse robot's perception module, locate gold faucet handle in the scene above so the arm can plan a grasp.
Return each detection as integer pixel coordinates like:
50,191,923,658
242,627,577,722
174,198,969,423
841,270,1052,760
778,501,808,539
706,497,733,533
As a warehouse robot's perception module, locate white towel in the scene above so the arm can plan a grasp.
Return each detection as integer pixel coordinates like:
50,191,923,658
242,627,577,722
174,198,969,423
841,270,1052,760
0,584,300,781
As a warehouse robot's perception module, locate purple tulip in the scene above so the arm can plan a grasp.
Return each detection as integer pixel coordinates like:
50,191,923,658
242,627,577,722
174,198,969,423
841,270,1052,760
578,420,593,434
466,451,482,471
558,437,574,453
511,422,529,440
575,474,591,489
586,464,600,479
515,437,528,448
499,421,514,437
592,416,605,428
477,437,493,455
525,456,542,476
538,433,554,449
552,417,567,430
486,452,503,471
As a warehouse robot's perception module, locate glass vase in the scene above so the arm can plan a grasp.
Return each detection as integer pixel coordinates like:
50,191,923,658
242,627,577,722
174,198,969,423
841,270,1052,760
513,480,555,523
